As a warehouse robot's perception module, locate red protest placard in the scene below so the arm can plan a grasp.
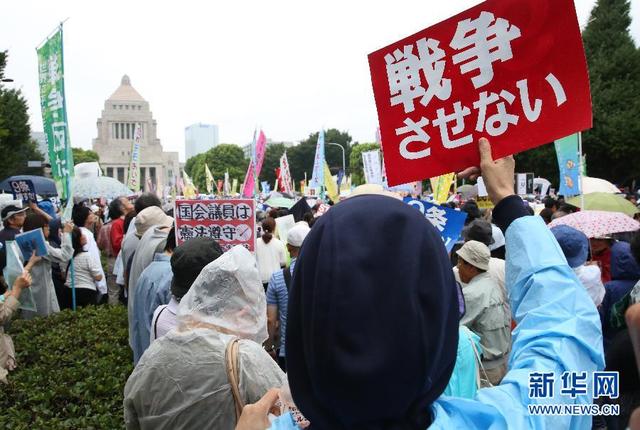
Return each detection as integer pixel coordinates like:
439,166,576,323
368,0,591,186
174,199,256,252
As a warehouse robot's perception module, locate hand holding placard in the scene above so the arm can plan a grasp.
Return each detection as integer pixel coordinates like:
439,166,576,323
459,138,515,206
478,138,515,205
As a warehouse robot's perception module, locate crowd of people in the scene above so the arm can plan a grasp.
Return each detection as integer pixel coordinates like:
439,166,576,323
1,138,640,429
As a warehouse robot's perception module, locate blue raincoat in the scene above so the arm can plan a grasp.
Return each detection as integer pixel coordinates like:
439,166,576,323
270,216,605,429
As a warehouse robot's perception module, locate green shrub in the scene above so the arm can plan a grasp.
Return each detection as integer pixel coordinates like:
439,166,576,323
0,305,133,429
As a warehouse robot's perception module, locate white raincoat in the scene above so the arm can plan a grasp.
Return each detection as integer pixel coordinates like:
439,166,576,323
22,231,72,319
123,245,286,430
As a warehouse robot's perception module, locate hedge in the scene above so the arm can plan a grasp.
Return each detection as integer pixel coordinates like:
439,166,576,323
0,305,133,429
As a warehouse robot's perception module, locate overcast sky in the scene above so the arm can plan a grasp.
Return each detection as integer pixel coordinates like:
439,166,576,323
2,0,639,162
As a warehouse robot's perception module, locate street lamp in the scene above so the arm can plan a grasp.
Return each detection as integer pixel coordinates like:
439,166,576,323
1,78,14,83
326,142,346,174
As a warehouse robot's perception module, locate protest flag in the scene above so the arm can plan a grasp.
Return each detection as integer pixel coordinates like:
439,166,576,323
242,129,258,198
182,170,197,199
554,133,582,197
242,160,255,198
430,173,455,204
224,170,231,196
37,24,74,200
362,150,383,184
323,161,339,203
279,151,293,194
309,130,325,189
124,124,142,192
37,24,77,309
254,130,267,178
205,164,214,194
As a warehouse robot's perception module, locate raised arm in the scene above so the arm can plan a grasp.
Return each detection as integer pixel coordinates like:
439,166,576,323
453,138,605,429
28,201,52,223
47,223,74,263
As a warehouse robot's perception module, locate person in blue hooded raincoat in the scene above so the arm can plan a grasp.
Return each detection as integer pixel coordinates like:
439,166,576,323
235,138,605,430
600,240,640,349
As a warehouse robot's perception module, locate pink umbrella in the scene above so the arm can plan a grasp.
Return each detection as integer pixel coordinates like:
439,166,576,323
548,210,640,238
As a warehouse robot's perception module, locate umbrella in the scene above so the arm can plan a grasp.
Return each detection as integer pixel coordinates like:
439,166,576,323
74,162,102,179
581,177,619,194
566,192,639,217
264,196,295,209
548,210,640,238
72,176,133,200
267,191,284,199
458,184,477,200
0,175,58,196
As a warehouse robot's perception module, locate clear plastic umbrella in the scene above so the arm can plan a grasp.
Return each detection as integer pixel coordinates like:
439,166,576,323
72,176,133,200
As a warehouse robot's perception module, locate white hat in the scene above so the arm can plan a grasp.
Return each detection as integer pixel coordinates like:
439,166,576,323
135,206,173,238
456,240,491,271
287,223,310,247
348,184,403,200
1,204,27,221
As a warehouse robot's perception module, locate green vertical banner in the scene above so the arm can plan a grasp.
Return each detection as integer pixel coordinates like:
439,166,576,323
37,25,74,200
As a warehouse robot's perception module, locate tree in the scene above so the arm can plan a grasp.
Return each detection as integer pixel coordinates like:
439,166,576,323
288,128,353,183
349,142,380,185
185,144,249,191
581,0,640,185
72,147,99,164
0,51,43,178
514,143,558,186
515,1,640,188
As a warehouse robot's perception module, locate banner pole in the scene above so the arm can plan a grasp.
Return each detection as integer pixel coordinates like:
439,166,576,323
68,176,76,311
62,24,76,311
578,132,585,210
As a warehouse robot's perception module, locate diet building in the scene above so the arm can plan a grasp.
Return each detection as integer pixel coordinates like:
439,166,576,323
92,75,180,193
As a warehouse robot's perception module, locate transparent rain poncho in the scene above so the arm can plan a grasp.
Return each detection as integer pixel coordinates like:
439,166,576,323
124,245,285,430
176,244,268,342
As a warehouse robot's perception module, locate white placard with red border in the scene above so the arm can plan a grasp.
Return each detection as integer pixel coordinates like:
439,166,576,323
174,199,256,252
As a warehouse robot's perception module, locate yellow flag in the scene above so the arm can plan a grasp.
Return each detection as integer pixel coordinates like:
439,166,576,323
430,173,455,204
204,164,214,195
323,161,339,202
182,170,197,199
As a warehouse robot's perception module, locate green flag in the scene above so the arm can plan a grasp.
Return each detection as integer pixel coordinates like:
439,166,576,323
37,25,74,200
